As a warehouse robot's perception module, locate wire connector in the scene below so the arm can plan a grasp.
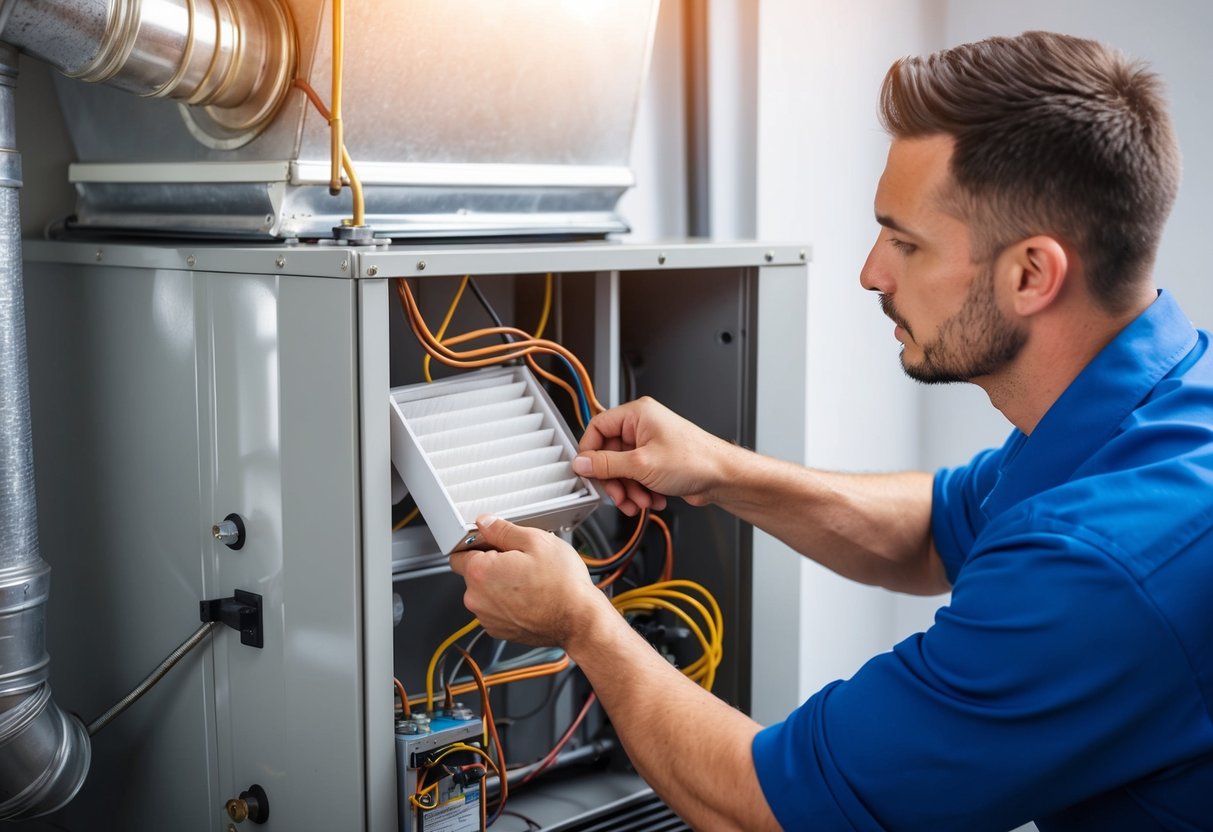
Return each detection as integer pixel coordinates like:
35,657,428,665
199,589,263,648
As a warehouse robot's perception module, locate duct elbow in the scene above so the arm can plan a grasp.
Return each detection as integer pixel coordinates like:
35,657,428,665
0,566,90,819
0,686,90,819
1,0,297,149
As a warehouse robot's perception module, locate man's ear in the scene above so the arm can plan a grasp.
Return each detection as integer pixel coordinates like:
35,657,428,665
998,235,1069,317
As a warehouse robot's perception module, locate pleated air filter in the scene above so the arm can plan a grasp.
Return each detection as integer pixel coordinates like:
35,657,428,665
389,367,603,554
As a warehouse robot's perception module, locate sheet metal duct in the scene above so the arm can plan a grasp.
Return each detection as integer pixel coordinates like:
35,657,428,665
0,43,90,820
48,0,661,240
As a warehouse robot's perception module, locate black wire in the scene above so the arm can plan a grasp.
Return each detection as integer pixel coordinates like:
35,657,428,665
621,350,639,402
466,277,515,343
503,666,582,723
574,514,613,560
496,810,542,830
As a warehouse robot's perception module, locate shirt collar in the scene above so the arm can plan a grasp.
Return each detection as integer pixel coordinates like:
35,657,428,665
980,289,1198,519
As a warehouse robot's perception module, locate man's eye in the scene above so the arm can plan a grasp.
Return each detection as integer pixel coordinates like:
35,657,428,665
889,238,917,255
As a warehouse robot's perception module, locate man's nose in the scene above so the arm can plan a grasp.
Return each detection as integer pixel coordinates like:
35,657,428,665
859,243,891,294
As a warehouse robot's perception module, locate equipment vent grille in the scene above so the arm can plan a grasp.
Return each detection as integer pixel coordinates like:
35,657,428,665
542,789,690,832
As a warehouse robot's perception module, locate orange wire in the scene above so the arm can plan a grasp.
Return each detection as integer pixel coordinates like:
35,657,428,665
394,677,412,720
581,510,648,568
396,279,605,414
526,355,586,430
455,647,507,818
293,78,331,119
595,544,643,588
650,514,675,582
407,656,570,707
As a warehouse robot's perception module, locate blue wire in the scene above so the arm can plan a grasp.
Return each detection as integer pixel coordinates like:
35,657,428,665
553,354,592,427
555,354,594,426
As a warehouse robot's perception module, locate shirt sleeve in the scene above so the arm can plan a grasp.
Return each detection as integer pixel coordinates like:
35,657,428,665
930,437,1015,583
751,514,1205,832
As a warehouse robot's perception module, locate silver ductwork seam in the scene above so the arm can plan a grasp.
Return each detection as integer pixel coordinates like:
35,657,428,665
0,0,296,818
0,43,90,819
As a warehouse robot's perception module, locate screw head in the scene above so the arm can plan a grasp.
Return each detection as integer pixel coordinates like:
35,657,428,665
416,260,427,271
340,259,349,271
186,255,196,268
366,265,379,277
275,255,286,269
657,253,667,265
95,249,103,262
799,249,807,261
764,251,774,263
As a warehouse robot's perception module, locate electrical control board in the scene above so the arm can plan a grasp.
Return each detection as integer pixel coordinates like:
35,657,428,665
397,715,485,832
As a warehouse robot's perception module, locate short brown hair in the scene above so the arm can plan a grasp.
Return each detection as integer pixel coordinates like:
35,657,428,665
879,31,1181,312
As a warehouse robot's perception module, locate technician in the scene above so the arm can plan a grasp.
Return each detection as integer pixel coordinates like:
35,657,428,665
450,31,1213,831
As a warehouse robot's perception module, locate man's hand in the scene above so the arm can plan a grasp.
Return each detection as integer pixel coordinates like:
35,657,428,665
574,397,737,516
448,515,613,647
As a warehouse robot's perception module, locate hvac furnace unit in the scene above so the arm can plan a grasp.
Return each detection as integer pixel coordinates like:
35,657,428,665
0,1,812,830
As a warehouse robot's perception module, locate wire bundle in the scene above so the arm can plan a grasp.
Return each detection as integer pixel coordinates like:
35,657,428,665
410,649,506,830
421,619,570,715
399,274,725,802
610,579,724,692
397,278,601,427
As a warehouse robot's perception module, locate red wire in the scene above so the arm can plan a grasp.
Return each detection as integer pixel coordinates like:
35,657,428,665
519,692,599,786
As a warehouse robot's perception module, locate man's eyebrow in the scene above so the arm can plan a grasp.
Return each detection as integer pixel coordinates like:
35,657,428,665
875,214,916,236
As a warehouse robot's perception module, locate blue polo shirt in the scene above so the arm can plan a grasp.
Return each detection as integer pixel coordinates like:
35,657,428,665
752,290,1213,831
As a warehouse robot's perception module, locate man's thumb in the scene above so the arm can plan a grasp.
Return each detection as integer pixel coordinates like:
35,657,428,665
474,513,524,550
572,450,632,481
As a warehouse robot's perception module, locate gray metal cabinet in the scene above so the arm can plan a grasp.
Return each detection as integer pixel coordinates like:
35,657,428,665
20,240,808,831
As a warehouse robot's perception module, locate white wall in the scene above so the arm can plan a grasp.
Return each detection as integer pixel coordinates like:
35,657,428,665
755,0,948,700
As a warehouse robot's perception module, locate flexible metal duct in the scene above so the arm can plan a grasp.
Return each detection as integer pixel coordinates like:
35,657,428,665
0,44,91,819
0,0,296,146
0,0,294,818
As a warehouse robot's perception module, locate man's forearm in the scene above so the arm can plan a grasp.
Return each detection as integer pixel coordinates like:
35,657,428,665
564,599,780,831
708,447,947,595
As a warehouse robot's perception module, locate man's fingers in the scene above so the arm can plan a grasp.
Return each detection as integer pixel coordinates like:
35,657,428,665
448,553,485,579
574,449,636,482
475,514,542,552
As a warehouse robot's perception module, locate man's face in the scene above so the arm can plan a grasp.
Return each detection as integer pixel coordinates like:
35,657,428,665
860,136,1025,384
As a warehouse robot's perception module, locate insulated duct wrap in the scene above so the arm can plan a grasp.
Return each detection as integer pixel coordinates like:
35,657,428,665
0,45,90,819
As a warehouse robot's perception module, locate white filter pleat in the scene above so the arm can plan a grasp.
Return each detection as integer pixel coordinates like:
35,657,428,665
437,446,564,487
390,366,601,552
418,412,546,453
425,429,556,470
446,461,574,504
456,478,582,520
408,397,535,436
396,378,525,419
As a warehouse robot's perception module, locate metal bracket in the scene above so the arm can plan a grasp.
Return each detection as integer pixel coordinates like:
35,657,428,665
199,589,263,649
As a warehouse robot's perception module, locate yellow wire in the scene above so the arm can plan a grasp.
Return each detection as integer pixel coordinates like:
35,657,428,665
409,743,500,811
329,0,344,195
341,145,365,228
327,0,365,227
533,273,553,339
614,596,717,690
426,618,480,713
424,276,471,383
610,580,724,691
392,506,419,532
